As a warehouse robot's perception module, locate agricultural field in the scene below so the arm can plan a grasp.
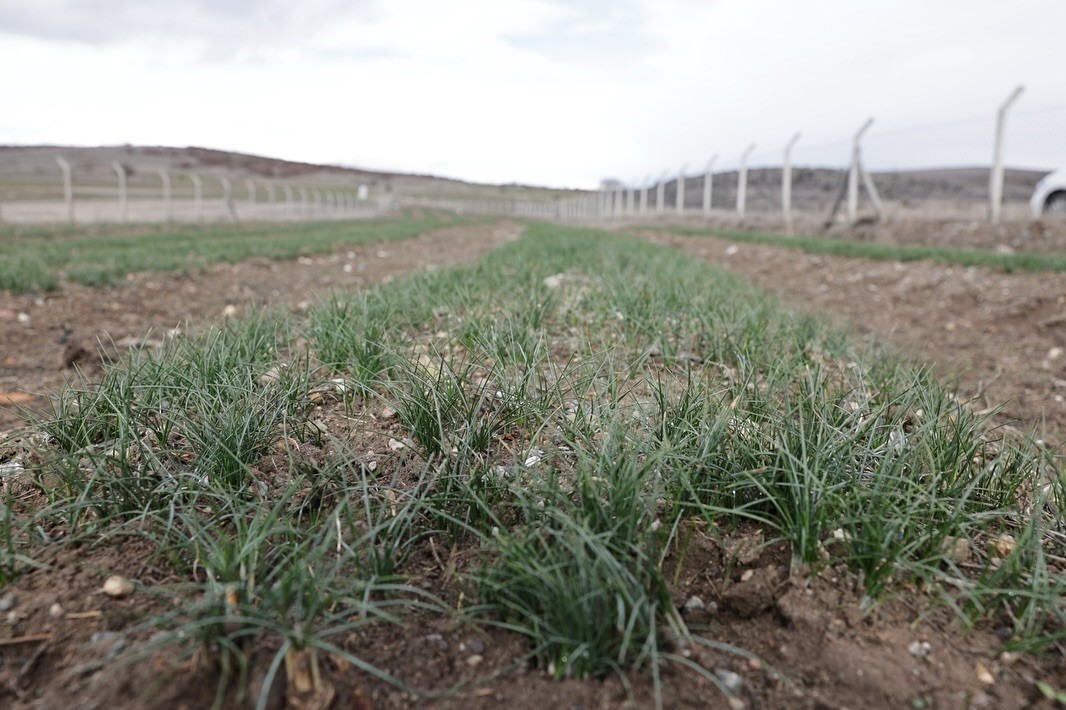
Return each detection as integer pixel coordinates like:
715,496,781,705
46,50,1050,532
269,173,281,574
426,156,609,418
0,217,1063,709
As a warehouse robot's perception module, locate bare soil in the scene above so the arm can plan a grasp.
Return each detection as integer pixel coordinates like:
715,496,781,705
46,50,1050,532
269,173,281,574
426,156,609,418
0,219,1063,709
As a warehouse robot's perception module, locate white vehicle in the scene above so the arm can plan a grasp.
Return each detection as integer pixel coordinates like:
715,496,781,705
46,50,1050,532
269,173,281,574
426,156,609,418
1031,169,1066,218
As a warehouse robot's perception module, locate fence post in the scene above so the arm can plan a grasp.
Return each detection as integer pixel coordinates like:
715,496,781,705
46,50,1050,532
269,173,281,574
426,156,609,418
656,170,667,215
284,185,294,217
640,174,651,214
190,173,203,222
990,85,1024,224
627,180,636,216
676,163,689,216
219,176,237,222
110,162,128,222
848,118,874,224
736,144,756,217
56,156,74,223
782,132,801,233
703,154,718,216
158,169,171,223
299,187,309,218
245,179,256,205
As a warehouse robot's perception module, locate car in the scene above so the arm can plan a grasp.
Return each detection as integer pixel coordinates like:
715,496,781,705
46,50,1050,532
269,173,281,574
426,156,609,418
1031,168,1066,219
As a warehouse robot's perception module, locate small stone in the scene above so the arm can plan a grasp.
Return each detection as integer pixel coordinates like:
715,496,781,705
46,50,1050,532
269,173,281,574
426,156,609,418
221,304,239,318
467,639,486,654
542,274,565,289
16,312,31,324
907,640,932,657
102,575,135,598
424,633,448,651
974,662,994,685
740,569,755,582
990,533,1016,559
941,536,972,564
0,593,16,612
715,668,744,693
724,245,739,257
466,654,483,667
367,460,378,472
683,595,706,613
380,407,397,419
387,438,405,451
48,602,64,618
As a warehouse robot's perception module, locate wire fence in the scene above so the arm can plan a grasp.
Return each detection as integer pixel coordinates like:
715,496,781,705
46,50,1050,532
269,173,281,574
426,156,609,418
2,89,1062,229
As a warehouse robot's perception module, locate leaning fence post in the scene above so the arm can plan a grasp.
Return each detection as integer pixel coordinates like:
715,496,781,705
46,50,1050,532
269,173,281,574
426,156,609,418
782,133,801,233
703,155,718,216
990,85,1024,224
158,169,171,223
848,118,874,224
190,173,203,222
56,156,74,223
676,163,689,216
736,144,755,217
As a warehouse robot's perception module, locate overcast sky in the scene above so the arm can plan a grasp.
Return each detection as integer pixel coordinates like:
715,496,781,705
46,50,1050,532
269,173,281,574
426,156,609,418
2,0,1064,188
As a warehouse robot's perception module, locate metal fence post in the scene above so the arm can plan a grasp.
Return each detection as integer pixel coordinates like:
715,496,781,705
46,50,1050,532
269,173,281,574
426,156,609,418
782,133,801,233
190,173,203,222
676,163,689,216
158,169,171,223
703,155,718,216
848,118,874,224
737,144,755,217
111,162,128,222
990,85,1024,224
656,170,667,215
56,156,74,224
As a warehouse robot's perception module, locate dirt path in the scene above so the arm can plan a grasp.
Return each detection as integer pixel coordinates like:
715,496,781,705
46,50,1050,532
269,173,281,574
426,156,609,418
640,230,1066,446
0,221,521,432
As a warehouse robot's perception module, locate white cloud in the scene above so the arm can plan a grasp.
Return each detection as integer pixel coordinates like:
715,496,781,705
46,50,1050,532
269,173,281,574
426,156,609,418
2,0,1064,187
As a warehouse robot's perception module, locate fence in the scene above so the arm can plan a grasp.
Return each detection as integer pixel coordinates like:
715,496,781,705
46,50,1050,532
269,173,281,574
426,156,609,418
409,86,1064,230
2,87,1061,229
0,155,380,224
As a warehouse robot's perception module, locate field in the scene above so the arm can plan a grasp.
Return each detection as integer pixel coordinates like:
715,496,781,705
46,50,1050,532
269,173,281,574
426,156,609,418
0,215,1064,709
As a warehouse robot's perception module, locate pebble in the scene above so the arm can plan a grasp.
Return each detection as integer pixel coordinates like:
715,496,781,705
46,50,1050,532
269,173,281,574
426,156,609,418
715,668,744,693
221,304,239,318
467,639,486,654
48,603,64,618
424,633,448,651
740,569,755,582
16,313,30,324
102,575,135,598
990,533,1016,558
387,438,405,451
0,593,16,612
974,661,995,685
683,595,706,613
907,640,932,657
466,654,483,667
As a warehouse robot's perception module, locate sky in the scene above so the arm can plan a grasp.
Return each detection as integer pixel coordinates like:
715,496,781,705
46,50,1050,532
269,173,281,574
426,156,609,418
2,0,1064,189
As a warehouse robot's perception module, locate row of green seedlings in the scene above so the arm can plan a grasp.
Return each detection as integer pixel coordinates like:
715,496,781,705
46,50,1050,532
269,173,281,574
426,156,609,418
0,213,459,292
657,224,1066,273
3,223,1062,707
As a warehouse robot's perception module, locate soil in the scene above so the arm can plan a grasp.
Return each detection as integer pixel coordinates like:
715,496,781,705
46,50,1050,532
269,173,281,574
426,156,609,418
0,219,1064,709
637,223,1066,447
